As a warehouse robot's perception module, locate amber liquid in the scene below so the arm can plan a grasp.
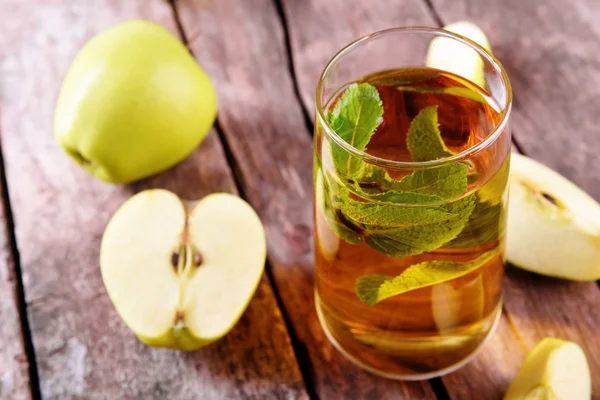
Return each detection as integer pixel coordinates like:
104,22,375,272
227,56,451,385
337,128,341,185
314,69,509,378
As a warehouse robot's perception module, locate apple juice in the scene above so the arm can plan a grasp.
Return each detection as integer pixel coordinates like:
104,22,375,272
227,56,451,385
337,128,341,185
313,68,510,378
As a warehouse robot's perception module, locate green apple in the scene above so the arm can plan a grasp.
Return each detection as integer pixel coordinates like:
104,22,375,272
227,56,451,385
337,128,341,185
504,338,590,400
100,190,266,350
55,20,217,183
507,153,600,281
426,21,491,87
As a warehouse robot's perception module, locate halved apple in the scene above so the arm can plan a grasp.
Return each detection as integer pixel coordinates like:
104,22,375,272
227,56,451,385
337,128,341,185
507,153,600,281
504,338,590,400
100,189,266,350
426,21,491,88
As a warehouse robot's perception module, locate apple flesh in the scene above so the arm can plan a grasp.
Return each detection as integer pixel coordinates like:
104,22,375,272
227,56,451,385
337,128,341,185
55,21,217,183
100,190,266,350
507,153,600,281
503,338,590,400
426,21,491,88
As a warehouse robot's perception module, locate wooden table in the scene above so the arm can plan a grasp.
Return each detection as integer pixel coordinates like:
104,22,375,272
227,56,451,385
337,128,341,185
1,0,599,398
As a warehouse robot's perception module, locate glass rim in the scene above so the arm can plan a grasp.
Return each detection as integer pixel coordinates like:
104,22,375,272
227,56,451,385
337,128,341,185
314,26,513,169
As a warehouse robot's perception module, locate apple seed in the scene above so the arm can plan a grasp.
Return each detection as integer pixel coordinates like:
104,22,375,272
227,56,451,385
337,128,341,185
541,192,557,206
171,251,180,269
193,252,203,267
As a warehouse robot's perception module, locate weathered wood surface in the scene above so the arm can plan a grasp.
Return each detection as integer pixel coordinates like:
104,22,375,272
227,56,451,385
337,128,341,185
0,1,307,399
281,0,600,398
177,0,438,398
0,170,29,399
2,0,600,398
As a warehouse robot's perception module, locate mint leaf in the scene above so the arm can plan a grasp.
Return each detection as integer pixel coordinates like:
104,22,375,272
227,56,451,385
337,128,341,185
357,163,468,201
315,168,363,245
359,69,440,87
397,86,488,104
467,171,481,185
446,198,503,248
391,164,468,198
340,194,451,227
363,194,475,257
356,249,498,305
329,83,383,178
406,105,454,161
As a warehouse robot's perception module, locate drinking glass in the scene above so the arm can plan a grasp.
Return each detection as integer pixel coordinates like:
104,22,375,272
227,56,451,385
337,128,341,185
313,27,512,379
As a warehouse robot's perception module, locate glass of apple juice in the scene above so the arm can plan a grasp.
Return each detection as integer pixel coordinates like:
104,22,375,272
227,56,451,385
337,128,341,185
313,27,512,379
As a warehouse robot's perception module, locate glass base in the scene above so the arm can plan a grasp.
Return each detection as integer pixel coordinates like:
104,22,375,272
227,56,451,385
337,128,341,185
315,294,502,380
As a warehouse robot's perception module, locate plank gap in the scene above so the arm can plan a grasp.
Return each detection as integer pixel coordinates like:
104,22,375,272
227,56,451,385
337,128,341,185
422,0,444,27
510,135,527,156
429,377,451,400
261,261,320,400
168,2,317,398
0,131,42,399
168,0,189,47
272,0,315,135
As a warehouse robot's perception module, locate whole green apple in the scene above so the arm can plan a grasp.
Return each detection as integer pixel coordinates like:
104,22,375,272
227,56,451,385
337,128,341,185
55,20,217,183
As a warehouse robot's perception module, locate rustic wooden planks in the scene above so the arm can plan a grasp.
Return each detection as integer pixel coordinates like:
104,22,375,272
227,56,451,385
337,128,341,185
176,0,438,398
281,0,600,398
0,0,307,398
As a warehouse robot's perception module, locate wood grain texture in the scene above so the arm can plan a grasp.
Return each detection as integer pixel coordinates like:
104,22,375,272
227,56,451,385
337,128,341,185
282,0,600,398
176,0,437,398
0,165,30,399
429,0,600,199
0,1,306,398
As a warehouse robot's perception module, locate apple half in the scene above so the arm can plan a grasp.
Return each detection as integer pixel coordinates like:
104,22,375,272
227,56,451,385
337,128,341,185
507,153,600,281
503,338,590,400
100,189,266,350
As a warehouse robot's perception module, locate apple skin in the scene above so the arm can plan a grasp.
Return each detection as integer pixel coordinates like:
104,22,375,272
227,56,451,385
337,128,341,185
55,20,217,183
137,327,212,352
503,338,590,400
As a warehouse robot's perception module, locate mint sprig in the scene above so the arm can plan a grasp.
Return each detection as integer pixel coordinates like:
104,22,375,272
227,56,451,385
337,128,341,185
355,249,498,305
319,80,501,304
324,87,474,259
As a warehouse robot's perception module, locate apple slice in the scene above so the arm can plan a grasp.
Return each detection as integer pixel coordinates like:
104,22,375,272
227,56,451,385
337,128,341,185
504,338,590,400
100,189,266,350
432,273,485,331
507,153,600,281
426,21,491,88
